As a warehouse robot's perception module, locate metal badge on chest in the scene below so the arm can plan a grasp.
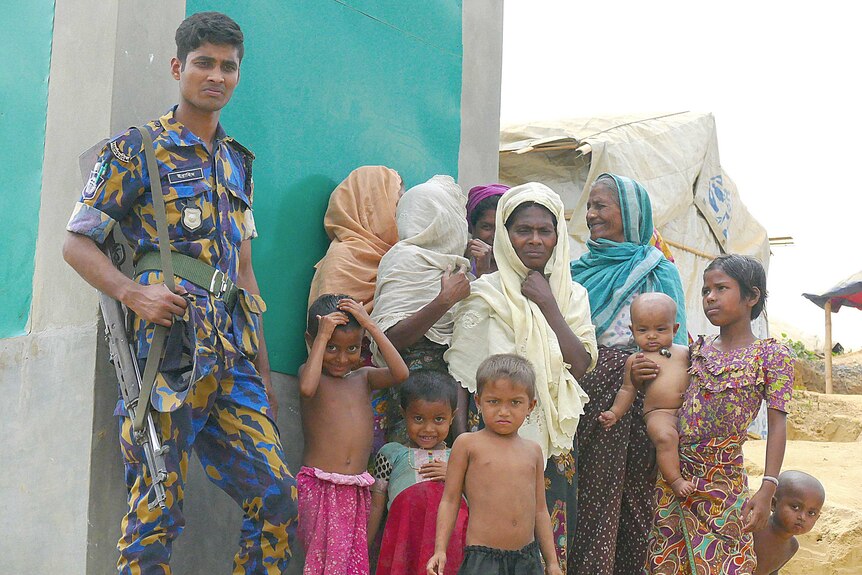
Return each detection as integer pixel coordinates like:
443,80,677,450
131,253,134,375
182,205,203,232
168,167,206,233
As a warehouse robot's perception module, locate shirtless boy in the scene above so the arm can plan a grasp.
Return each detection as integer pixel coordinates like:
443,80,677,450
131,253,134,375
598,292,694,498
427,354,562,575
298,294,409,575
754,470,825,574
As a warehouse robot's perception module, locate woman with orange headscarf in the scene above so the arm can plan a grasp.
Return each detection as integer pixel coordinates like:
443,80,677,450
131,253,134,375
307,166,403,312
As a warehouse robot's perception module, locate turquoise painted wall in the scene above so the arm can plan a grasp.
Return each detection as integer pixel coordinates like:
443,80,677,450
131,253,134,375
0,1,54,337
188,0,463,373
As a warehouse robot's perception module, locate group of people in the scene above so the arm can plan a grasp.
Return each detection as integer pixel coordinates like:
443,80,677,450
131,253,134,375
299,163,826,575
62,11,826,575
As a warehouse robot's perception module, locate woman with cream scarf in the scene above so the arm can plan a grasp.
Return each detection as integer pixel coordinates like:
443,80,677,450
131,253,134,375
446,182,597,572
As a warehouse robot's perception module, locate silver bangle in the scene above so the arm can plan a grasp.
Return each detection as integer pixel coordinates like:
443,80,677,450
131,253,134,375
762,475,779,487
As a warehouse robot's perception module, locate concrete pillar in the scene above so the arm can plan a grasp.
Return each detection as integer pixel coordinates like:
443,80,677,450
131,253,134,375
0,1,120,573
458,0,505,191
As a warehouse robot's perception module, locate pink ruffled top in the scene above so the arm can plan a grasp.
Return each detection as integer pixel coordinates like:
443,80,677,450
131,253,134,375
678,336,794,444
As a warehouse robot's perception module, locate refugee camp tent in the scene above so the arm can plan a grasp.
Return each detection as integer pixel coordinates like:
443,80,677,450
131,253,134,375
803,271,862,393
499,111,771,340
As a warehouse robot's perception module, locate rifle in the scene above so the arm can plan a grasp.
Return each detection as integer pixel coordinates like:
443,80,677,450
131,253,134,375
99,234,170,510
79,133,171,510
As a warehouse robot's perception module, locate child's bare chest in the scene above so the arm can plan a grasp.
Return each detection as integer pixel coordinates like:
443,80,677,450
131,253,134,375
303,375,371,413
468,447,535,493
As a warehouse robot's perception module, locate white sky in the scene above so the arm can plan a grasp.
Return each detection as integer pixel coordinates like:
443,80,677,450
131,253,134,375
501,1,862,351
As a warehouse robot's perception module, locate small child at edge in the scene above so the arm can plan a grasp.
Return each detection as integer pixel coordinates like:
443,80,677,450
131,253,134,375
298,294,410,575
427,354,562,575
753,470,825,574
599,292,695,498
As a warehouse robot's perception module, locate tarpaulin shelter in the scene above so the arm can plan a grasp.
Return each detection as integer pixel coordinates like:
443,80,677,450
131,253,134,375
803,271,862,393
804,272,862,311
499,112,771,340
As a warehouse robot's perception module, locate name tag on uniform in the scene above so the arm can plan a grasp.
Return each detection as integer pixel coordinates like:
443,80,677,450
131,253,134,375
167,167,204,185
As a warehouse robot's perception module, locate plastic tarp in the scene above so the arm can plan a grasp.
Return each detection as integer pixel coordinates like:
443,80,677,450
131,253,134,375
803,271,862,312
499,112,770,340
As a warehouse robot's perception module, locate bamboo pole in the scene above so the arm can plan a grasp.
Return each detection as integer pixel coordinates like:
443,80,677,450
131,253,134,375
825,299,833,394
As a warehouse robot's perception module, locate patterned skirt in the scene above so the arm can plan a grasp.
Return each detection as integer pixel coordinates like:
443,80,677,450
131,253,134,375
644,436,754,574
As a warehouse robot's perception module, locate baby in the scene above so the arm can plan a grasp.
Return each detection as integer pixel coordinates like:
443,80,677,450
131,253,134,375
427,354,562,575
753,470,825,574
298,294,410,575
599,292,694,498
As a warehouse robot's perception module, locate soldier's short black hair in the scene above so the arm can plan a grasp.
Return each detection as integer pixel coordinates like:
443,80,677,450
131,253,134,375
176,12,244,64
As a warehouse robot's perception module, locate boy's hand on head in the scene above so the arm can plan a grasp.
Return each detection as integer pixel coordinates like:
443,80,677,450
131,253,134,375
337,298,371,326
317,311,349,338
598,410,618,429
630,353,659,386
438,265,470,307
426,552,446,575
419,460,448,482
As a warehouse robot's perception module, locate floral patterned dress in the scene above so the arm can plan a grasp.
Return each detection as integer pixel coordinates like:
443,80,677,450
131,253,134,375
644,336,794,574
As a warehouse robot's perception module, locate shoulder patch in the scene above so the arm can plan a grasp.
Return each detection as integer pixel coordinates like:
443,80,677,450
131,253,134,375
226,138,255,160
110,140,133,163
108,128,144,164
107,122,164,164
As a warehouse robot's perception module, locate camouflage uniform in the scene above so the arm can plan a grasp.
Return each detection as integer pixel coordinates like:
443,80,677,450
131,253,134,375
67,108,297,574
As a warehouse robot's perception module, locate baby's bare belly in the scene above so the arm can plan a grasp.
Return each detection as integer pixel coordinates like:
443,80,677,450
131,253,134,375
644,382,686,413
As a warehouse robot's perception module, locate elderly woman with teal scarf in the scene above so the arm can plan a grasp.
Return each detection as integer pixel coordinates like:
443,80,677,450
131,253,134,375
569,173,687,575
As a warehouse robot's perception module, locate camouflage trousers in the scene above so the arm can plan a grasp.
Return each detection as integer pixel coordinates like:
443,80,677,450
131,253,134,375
116,357,297,574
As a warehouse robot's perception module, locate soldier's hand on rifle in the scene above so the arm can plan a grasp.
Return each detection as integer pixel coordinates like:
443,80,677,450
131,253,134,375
125,283,188,327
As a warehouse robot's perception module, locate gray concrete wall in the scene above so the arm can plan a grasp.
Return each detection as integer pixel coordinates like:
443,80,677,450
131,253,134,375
1,2,503,573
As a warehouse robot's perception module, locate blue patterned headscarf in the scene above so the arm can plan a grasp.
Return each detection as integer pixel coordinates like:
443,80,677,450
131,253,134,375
570,173,687,343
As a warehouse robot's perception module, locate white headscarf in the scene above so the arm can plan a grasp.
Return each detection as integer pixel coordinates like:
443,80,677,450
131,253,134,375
370,175,469,365
445,182,597,460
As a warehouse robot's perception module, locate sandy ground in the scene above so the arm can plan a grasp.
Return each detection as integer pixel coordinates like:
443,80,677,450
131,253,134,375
744,391,862,575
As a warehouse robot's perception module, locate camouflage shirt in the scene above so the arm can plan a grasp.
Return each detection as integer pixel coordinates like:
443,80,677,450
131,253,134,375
67,107,266,410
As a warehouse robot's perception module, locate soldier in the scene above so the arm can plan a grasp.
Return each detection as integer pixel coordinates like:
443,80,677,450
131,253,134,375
63,12,297,574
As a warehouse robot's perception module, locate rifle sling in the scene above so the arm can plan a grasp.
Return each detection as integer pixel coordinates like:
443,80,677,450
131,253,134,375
132,126,175,433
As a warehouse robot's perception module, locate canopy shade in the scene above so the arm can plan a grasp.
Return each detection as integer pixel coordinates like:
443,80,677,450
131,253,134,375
803,271,862,312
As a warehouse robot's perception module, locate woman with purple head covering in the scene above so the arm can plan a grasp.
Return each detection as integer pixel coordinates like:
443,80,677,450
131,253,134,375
465,183,509,277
